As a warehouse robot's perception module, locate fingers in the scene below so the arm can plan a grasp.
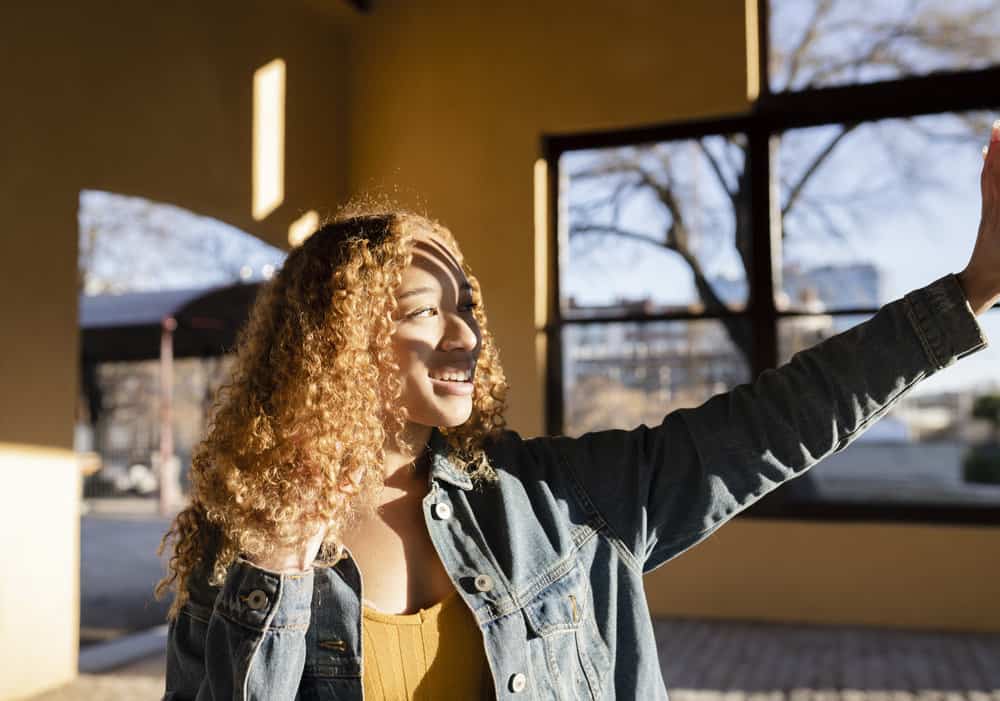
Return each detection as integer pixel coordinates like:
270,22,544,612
984,119,1000,160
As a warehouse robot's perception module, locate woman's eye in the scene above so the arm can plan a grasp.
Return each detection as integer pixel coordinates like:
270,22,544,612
408,302,477,319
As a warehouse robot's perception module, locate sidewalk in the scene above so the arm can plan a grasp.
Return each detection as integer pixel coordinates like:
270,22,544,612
24,652,165,701
79,500,176,645
654,616,1000,693
24,614,1000,700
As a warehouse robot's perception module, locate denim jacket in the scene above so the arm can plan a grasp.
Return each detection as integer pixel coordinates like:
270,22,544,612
164,273,988,700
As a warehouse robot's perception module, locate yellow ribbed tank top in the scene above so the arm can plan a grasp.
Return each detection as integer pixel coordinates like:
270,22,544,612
361,590,495,700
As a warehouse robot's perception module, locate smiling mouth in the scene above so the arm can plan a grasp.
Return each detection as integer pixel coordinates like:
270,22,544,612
427,374,475,396
427,375,473,384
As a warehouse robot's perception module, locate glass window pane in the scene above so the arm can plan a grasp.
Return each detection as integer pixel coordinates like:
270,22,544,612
562,319,752,436
777,310,1000,506
559,134,749,318
776,110,990,312
769,0,1000,93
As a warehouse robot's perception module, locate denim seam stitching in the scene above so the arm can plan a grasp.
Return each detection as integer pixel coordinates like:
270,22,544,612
554,446,644,577
213,605,310,633
903,295,942,370
518,550,583,603
582,599,612,688
448,490,523,623
179,604,211,626
573,571,606,699
242,584,273,701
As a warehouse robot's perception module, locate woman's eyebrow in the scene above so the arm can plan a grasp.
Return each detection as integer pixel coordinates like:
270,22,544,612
397,282,473,301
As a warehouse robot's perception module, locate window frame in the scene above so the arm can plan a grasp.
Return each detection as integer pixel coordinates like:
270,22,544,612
541,0,1000,526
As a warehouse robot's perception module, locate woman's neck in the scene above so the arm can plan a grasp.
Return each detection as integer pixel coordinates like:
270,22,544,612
382,423,433,480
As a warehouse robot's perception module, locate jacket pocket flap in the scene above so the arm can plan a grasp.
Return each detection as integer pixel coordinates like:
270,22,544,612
521,561,588,637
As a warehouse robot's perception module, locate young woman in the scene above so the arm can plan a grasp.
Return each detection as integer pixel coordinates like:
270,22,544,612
157,125,1000,700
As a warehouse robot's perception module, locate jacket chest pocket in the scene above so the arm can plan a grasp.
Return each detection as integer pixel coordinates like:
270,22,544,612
521,560,611,700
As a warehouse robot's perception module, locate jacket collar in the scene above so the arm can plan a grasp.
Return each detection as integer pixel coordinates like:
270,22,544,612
427,427,474,491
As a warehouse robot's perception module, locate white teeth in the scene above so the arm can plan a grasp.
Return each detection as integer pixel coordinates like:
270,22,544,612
430,369,473,382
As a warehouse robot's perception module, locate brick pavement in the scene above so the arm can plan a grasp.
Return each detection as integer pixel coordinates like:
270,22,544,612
655,617,1000,695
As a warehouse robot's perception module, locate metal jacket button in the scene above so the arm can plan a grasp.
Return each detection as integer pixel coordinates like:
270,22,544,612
473,574,493,592
246,589,269,610
433,502,452,520
509,672,527,692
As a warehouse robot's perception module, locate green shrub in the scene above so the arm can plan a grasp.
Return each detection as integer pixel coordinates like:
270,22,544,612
962,443,1000,485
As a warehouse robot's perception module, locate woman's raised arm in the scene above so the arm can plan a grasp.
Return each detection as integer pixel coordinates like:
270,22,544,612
545,272,987,576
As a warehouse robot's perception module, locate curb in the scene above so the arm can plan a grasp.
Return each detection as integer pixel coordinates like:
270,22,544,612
79,624,169,674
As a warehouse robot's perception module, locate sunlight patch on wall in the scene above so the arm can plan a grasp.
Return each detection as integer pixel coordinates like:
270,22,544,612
534,158,549,331
534,158,550,393
253,58,286,221
288,209,320,247
745,0,760,101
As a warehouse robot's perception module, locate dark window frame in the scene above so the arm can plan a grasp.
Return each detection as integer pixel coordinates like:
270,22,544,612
541,0,1000,526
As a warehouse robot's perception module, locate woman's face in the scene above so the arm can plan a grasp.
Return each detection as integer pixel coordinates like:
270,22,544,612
390,229,481,429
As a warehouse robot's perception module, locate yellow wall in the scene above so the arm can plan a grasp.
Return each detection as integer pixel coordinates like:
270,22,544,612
645,518,998,633
339,0,999,633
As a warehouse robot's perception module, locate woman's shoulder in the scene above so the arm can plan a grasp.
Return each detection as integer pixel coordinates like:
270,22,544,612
480,428,570,481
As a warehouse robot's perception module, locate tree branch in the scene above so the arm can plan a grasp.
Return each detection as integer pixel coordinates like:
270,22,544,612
781,122,859,220
569,224,665,248
696,140,736,203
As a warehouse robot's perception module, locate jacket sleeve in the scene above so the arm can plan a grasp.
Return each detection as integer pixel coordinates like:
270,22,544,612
163,557,313,700
542,273,989,576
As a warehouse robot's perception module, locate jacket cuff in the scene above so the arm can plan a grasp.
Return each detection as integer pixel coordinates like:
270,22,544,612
213,557,313,631
902,273,989,370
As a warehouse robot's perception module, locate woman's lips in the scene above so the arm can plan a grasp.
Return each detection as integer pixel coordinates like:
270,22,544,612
428,375,474,396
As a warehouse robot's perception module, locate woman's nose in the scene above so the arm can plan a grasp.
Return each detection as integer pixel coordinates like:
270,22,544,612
441,310,480,351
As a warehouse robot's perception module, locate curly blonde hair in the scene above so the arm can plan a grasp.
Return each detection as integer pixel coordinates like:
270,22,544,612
154,198,509,622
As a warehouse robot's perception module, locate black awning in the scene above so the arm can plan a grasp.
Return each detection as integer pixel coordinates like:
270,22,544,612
79,282,263,363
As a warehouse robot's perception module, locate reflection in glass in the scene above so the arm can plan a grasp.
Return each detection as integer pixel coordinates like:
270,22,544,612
560,134,749,316
776,110,991,311
777,310,1000,506
769,0,1000,93
562,319,751,436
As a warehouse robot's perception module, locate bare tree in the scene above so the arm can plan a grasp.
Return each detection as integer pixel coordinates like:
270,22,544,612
77,190,284,295
568,0,998,371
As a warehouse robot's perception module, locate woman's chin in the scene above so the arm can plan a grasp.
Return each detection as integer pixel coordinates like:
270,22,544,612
406,402,473,429
441,409,473,428
435,402,474,428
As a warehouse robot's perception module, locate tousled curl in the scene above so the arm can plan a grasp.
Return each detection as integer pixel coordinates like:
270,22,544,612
154,197,509,622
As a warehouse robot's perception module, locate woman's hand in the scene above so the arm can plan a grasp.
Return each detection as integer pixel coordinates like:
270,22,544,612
243,520,330,574
959,119,1000,315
